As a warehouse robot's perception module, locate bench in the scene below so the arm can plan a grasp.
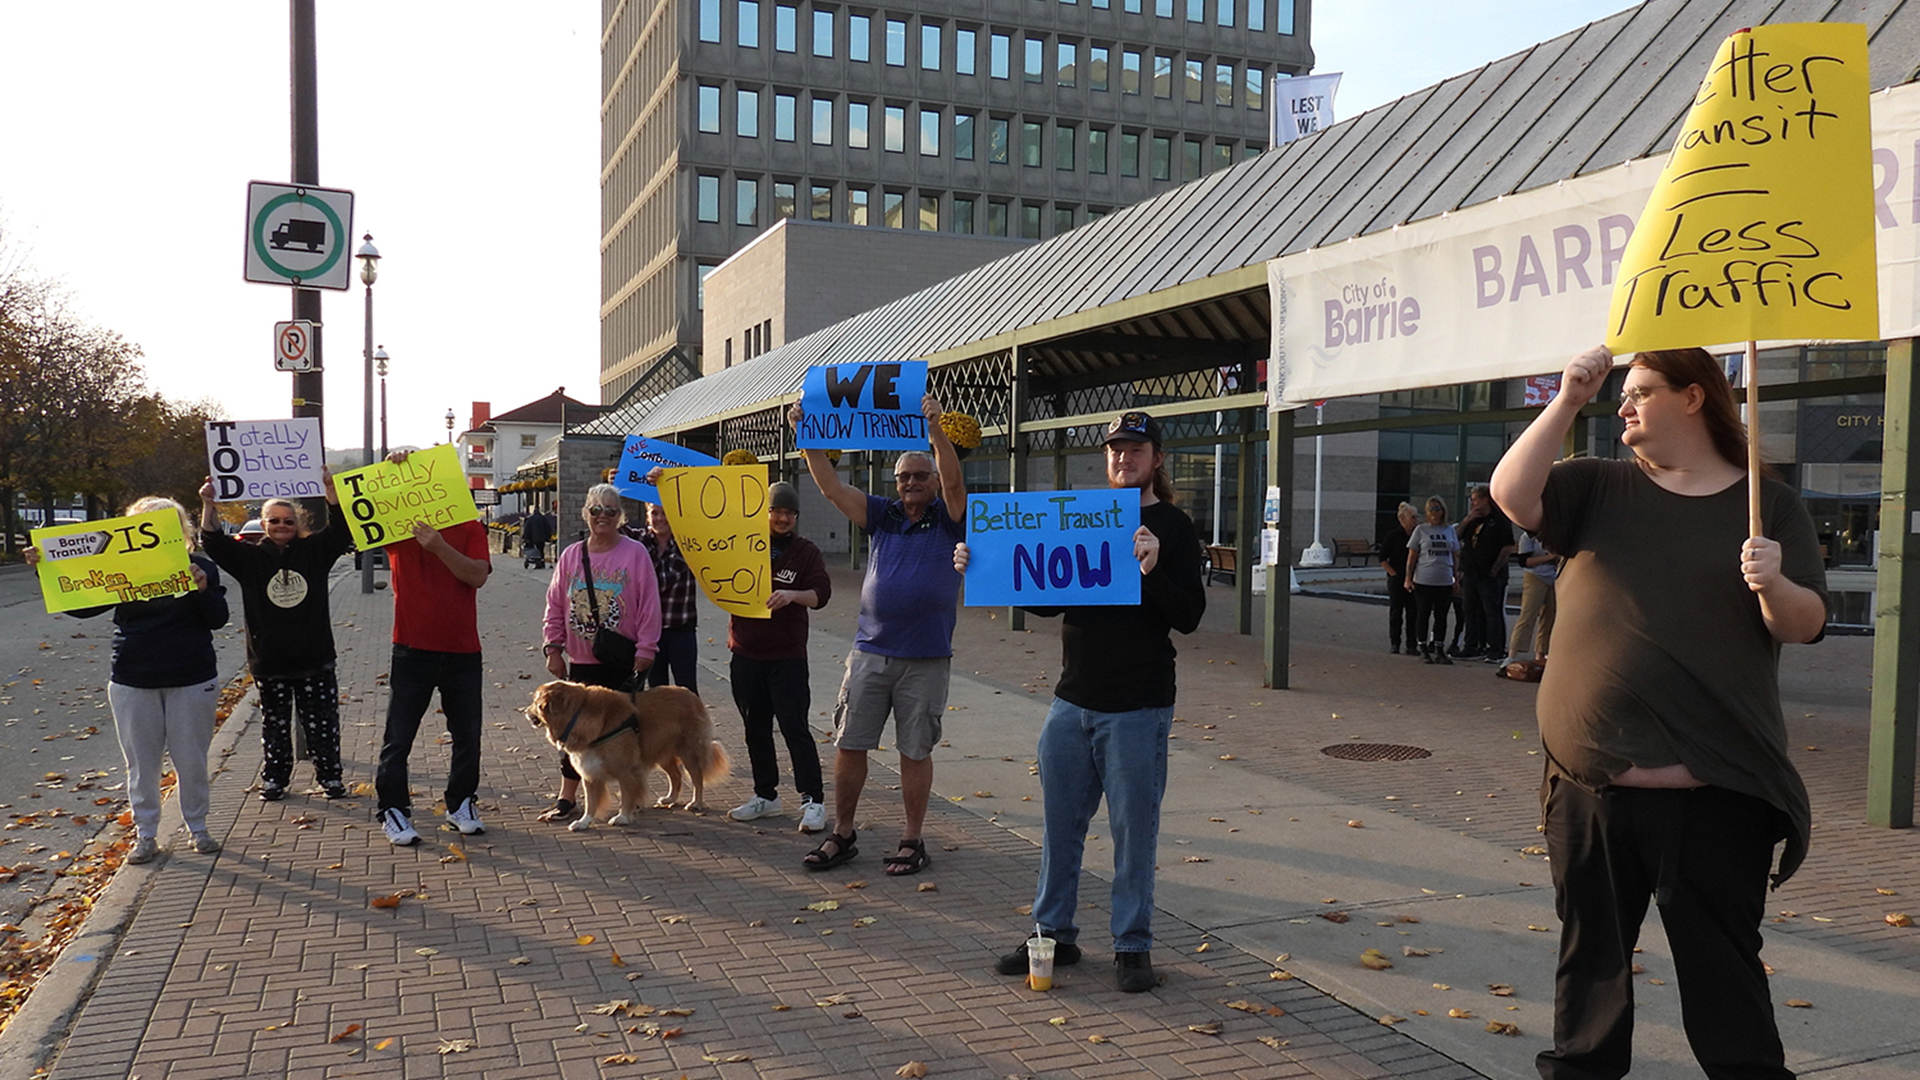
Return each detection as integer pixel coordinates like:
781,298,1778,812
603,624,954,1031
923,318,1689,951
1332,538,1378,566
1204,544,1237,586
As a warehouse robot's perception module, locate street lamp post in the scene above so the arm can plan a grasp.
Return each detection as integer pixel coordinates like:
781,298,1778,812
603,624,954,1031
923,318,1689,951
446,408,456,445
357,234,380,594
375,346,389,459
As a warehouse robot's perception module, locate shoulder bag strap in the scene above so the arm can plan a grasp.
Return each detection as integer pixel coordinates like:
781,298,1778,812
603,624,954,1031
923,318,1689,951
580,543,606,631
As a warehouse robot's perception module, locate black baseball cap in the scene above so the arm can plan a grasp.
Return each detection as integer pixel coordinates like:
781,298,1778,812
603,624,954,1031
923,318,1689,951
1104,410,1163,447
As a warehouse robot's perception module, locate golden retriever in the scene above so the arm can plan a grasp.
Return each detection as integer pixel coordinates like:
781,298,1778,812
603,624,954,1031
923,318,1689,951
525,680,730,831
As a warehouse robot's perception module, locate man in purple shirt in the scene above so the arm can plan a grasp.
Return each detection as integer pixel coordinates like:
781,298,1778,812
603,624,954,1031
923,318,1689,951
787,393,964,877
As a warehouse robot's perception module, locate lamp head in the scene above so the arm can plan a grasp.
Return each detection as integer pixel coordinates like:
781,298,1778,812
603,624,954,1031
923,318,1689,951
356,233,380,285
374,346,388,377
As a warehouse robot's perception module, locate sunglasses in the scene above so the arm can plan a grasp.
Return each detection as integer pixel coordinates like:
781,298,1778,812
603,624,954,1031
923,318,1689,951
895,470,932,483
263,517,298,526
587,506,622,517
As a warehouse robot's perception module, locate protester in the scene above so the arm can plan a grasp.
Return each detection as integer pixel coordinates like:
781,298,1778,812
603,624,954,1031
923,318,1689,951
789,393,964,875
1379,502,1419,654
373,450,494,846
631,502,697,693
539,484,661,823
1491,345,1826,1080
1498,529,1558,676
724,480,832,832
27,498,229,863
1457,484,1515,661
199,475,352,801
963,410,1206,994
1404,496,1459,664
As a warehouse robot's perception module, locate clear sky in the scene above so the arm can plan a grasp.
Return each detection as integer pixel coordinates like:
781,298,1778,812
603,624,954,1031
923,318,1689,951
0,1,1630,451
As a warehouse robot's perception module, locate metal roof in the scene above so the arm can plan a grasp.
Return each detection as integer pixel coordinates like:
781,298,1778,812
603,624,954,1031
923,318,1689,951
620,0,1920,437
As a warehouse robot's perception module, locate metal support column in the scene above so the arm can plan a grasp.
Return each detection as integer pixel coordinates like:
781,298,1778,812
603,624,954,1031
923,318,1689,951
1869,336,1918,828
1007,347,1028,632
1264,408,1295,689
1234,406,1259,636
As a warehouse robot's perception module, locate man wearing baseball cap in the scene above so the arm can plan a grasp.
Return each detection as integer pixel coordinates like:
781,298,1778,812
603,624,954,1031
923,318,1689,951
726,481,834,833
964,410,1206,992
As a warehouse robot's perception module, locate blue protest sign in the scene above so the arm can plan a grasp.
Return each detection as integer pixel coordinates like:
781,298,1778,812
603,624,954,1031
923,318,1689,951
612,436,721,503
963,490,1141,607
795,361,929,451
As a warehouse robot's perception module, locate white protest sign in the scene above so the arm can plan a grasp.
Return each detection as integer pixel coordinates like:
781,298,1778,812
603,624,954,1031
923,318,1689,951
205,419,326,502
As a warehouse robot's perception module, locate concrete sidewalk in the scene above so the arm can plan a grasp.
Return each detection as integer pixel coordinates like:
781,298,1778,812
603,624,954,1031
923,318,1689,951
9,554,1920,1079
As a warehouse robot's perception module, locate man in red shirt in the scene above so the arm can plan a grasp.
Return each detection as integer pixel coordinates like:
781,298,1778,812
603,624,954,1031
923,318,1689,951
368,456,493,846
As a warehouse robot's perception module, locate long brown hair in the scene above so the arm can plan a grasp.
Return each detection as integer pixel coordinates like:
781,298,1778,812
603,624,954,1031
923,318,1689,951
1631,348,1753,472
1150,454,1176,505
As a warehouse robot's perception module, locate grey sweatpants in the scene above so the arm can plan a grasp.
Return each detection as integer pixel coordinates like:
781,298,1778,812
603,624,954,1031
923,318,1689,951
107,680,217,840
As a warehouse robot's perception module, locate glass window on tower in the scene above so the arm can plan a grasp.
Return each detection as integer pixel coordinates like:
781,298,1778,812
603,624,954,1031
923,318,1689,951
920,108,940,155
1056,123,1075,170
848,100,870,147
954,111,976,159
775,5,796,50
1090,46,1108,91
1122,50,1140,93
953,197,976,233
850,13,870,60
1275,0,1293,33
885,105,905,152
919,195,938,230
991,33,1010,78
1057,41,1076,87
773,181,796,219
1215,62,1233,106
1055,206,1075,234
812,97,833,144
1186,0,1203,22
956,28,976,74
1152,54,1171,98
1121,131,1141,176
1185,60,1203,103
1248,0,1264,31
922,23,941,70
1025,36,1044,82
738,0,759,46
1155,0,1173,16
1088,127,1108,174
1246,67,1264,110
736,178,758,225
774,93,796,140
737,88,759,137
1212,141,1233,170
988,117,1010,162
886,19,906,65
1216,0,1233,26
1022,120,1042,167
1021,204,1041,239
849,187,870,224
811,184,833,220
987,201,1008,236
812,9,833,56
700,0,721,42
1125,0,1140,10
883,191,905,227
1150,134,1170,179
1183,136,1201,179
698,84,721,132
697,174,720,222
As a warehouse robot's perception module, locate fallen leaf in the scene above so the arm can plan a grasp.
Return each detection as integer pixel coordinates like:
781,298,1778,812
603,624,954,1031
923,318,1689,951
917,882,937,892
1877,888,1897,896
329,1023,362,1043
373,1037,394,1050
508,957,530,966
1269,971,1294,981
1049,1016,1068,1027
853,916,877,927
1184,856,1211,863
1489,984,1515,996
1226,1000,1261,1013
1485,1021,1522,1036
1195,942,1211,953
703,1052,754,1063
1785,999,1813,1009
1320,911,1350,924
895,1061,929,1078
436,1039,475,1054
805,900,841,913
369,895,403,909
1403,947,1429,957
576,935,596,946
1188,1021,1222,1035
1257,1035,1290,1048
1448,1009,1475,1019
1088,1034,1108,1043
1888,913,1915,927
1526,924,1551,932
1359,949,1393,971
413,948,438,957
1379,1014,1407,1025
1631,963,1647,975
771,1004,791,1012
609,947,625,967
602,1054,637,1065
590,999,634,1016
1347,820,1364,828
815,992,854,1006
973,791,994,798
845,880,869,890
1648,978,1667,985
1432,983,1452,991
660,914,688,924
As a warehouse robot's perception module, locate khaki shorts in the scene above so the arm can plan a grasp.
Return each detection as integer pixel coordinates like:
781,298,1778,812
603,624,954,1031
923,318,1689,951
831,651,949,759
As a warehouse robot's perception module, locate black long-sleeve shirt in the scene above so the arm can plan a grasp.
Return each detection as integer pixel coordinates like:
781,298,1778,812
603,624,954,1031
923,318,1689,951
70,554,229,688
1030,499,1206,712
201,517,351,678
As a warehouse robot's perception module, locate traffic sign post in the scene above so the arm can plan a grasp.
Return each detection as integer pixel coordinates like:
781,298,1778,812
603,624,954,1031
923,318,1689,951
244,181,355,291
273,320,319,372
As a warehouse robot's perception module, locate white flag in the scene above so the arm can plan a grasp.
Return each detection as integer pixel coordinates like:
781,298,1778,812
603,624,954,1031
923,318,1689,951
1272,72,1342,145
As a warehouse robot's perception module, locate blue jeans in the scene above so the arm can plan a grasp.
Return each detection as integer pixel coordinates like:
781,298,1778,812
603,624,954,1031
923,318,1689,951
376,645,482,814
1032,699,1174,954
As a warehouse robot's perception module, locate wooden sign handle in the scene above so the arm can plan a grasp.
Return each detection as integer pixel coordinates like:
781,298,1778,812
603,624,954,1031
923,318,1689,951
1745,340,1762,537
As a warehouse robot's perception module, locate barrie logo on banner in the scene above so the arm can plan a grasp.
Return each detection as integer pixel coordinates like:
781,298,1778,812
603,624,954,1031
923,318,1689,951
1323,278,1421,349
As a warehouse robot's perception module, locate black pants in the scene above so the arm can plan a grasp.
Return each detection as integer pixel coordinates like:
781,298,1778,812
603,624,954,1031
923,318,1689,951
647,624,699,694
731,655,822,803
1386,578,1417,649
1412,583,1451,651
559,660,629,782
1465,573,1509,656
1538,780,1792,1080
376,646,482,815
259,668,342,786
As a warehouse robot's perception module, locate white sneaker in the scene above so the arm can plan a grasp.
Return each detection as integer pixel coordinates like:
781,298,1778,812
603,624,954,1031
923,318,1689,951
126,836,159,864
445,797,486,835
797,799,827,833
381,808,420,846
729,795,782,822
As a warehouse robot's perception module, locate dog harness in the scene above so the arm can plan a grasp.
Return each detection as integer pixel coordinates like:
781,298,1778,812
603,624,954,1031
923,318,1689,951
588,714,641,748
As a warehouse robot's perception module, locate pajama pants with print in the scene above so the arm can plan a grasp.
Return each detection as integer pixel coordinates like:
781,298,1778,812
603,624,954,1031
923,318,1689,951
259,668,343,787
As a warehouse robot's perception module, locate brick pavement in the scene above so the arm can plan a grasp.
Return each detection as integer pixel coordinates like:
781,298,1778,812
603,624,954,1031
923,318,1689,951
40,564,1483,1080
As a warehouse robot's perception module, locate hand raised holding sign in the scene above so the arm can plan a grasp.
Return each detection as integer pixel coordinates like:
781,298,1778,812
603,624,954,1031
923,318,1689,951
1559,346,1614,407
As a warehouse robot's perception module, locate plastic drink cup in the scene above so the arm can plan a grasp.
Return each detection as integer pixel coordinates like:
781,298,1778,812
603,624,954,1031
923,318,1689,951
1026,935,1056,991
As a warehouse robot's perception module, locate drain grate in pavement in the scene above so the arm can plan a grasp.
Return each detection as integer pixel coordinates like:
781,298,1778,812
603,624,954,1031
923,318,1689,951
1320,743,1433,762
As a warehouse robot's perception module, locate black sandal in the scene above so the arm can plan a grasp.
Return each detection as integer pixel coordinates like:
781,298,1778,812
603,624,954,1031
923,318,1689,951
883,838,930,876
803,830,858,870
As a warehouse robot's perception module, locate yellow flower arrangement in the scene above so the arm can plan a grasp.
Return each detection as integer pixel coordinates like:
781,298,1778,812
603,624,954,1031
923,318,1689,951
722,449,760,465
939,411,982,450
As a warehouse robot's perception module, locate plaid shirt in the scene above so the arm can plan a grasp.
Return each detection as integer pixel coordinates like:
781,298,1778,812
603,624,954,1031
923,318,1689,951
632,528,697,629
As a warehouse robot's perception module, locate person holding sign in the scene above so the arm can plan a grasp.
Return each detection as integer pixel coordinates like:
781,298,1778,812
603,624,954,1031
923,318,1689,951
789,393,964,875
1490,346,1826,1080
959,411,1205,993
372,451,494,847
538,484,662,824
198,473,353,802
24,498,230,864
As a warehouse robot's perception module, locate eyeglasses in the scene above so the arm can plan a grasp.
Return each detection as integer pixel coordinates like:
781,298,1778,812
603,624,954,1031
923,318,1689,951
895,470,932,483
1620,384,1678,406
586,506,622,518
263,517,298,526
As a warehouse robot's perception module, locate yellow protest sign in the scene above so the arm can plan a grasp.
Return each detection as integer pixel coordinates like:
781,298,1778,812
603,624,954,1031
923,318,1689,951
1607,23,1878,352
330,442,479,550
31,510,194,614
654,465,771,619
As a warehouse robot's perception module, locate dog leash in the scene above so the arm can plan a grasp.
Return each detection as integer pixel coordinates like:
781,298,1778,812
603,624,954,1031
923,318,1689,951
587,714,641,747
557,704,586,744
